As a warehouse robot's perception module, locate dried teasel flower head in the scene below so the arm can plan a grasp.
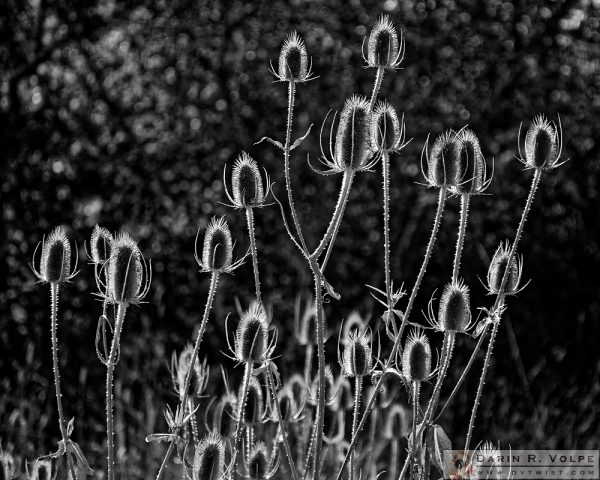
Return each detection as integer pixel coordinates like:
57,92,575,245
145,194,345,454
273,31,314,83
193,431,225,480
371,101,407,152
211,393,237,438
486,241,524,296
241,377,267,426
453,128,491,195
195,216,245,274
402,329,432,383
520,114,564,170
90,225,113,265
422,129,462,188
308,365,337,407
106,232,150,305
244,441,279,480
342,311,367,345
32,226,77,285
430,279,472,333
224,152,271,209
341,330,373,378
235,302,270,364
366,15,404,70
383,403,410,440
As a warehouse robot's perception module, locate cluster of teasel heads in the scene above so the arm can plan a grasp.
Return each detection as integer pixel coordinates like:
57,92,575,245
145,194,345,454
16,13,568,480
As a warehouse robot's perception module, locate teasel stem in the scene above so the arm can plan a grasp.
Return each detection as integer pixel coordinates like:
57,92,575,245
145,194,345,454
452,194,471,282
106,303,127,480
232,362,253,474
50,284,78,480
368,66,385,111
188,398,199,446
303,343,313,383
390,437,399,480
335,185,448,480
464,167,542,453
155,271,220,480
423,332,456,424
364,405,378,480
349,375,364,480
266,364,300,480
245,206,262,303
409,381,421,480
382,148,399,338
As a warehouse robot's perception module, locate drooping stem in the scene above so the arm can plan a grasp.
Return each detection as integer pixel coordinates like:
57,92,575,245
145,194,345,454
156,271,220,480
50,284,78,480
106,303,127,480
464,167,542,452
246,207,262,303
335,186,448,480
266,363,299,480
368,66,385,111
349,375,364,480
232,362,253,473
452,194,470,282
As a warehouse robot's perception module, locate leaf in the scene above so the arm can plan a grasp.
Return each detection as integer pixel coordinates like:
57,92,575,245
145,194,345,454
427,424,454,477
145,433,178,444
255,136,283,150
290,124,313,150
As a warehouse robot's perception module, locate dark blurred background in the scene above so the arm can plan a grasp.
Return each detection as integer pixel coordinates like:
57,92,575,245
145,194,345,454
1,0,599,476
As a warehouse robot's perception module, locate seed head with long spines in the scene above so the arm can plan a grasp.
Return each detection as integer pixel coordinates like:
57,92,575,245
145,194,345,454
106,232,150,305
224,152,271,209
486,241,525,295
422,129,462,188
32,226,77,285
453,128,491,195
366,15,404,70
272,31,314,83
193,431,225,480
195,216,246,274
402,329,432,383
371,100,407,153
341,330,373,378
427,279,472,333
90,225,113,265
235,302,270,364
521,114,563,170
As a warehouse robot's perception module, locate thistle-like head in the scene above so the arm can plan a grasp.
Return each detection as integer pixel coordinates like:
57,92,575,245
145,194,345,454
211,393,237,438
371,101,408,153
365,15,404,70
106,232,150,305
308,365,337,407
427,279,472,333
486,241,525,296
193,431,225,480
90,225,113,265
242,377,267,426
341,330,373,378
32,226,78,285
244,441,279,480
452,128,491,195
520,114,565,170
273,31,314,83
224,152,271,209
422,129,462,188
402,329,432,383
235,302,270,364
195,217,245,274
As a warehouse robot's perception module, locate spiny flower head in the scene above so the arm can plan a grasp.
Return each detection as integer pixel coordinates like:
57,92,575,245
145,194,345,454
244,441,278,480
106,232,150,305
90,225,113,265
521,114,564,170
371,101,407,152
452,128,491,195
195,216,245,274
341,311,367,345
32,226,77,285
366,15,404,70
242,377,266,426
211,393,237,437
402,329,432,383
273,31,313,82
224,152,271,209
435,279,472,333
341,330,373,377
171,344,209,401
422,129,461,188
193,431,225,480
487,241,524,295
235,302,270,364
308,365,337,407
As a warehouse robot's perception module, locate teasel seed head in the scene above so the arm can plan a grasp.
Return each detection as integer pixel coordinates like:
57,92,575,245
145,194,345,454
198,216,233,273
172,344,209,401
33,226,76,285
242,376,266,426
276,31,311,82
224,152,271,209
342,330,373,378
371,101,406,152
422,129,463,188
308,365,337,407
522,114,562,170
402,329,432,383
335,95,373,171
366,15,404,70
193,431,225,480
342,311,367,345
235,302,269,364
90,225,113,264
487,241,524,295
437,279,472,333
383,403,409,440
245,441,278,480
212,393,237,437
107,232,149,305
274,386,301,423
453,128,490,195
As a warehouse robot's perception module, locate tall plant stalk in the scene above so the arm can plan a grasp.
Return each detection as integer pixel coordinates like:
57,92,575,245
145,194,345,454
246,206,262,303
349,375,363,480
452,194,470,282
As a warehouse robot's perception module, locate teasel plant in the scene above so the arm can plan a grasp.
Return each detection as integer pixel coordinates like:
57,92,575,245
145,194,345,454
191,431,227,480
223,152,272,304
93,231,151,480
30,226,91,479
154,216,245,479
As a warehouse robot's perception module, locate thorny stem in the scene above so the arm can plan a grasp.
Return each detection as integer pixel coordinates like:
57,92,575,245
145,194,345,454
364,405,378,480
50,284,78,480
349,375,363,480
246,207,262,303
232,363,253,474
368,66,385,111
464,167,542,452
156,271,220,480
335,186,448,480
409,381,420,480
189,399,199,446
266,364,300,480
106,303,127,480
452,194,471,282
382,149,399,338
423,332,456,424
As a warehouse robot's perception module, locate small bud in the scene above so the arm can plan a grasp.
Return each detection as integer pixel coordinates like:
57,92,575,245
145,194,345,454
278,32,310,82
235,303,269,364
367,15,402,69
231,152,265,208
107,232,144,305
342,331,373,377
38,226,73,284
402,330,432,382
371,101,403,151
193,431,225,480
242,377,265,425
90,225,113,264
438,280,471,333
524,114,559,169
487,242,522,295
335,95,372,171
425,130,461,187
454,129,486,195
200,217,233,272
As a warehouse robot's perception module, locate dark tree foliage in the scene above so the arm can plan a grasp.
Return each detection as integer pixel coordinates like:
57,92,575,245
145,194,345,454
1,0,598,476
